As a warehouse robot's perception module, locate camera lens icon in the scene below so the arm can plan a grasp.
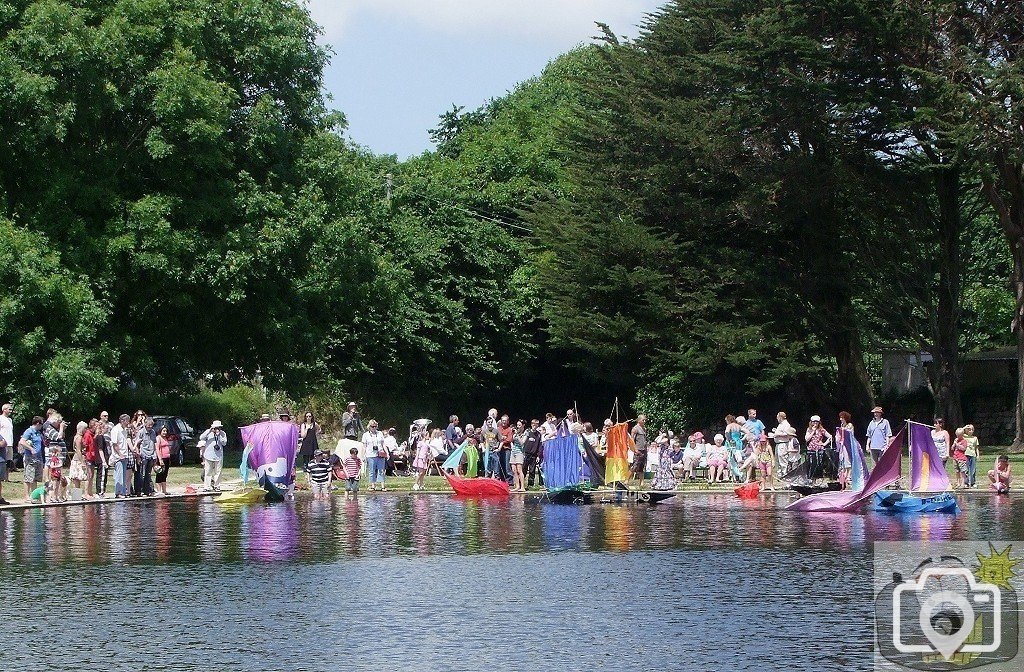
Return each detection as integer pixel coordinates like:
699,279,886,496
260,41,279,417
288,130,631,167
893,568,1001,661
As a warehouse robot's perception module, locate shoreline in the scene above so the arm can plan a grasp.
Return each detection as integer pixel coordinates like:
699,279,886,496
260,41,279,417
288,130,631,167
0,483,1015,512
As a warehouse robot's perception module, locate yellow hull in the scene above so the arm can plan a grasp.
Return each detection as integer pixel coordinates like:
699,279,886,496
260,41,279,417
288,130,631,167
215,488,266,505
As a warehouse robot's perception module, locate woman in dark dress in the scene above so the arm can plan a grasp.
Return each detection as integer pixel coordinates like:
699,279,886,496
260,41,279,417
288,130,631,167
299,412,321,468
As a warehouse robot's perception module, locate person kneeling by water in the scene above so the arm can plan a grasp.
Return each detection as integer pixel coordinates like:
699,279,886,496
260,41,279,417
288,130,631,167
988,454,1012,494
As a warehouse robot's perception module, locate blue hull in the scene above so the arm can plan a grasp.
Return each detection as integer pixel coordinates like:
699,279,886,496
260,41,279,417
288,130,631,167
873,490,959,514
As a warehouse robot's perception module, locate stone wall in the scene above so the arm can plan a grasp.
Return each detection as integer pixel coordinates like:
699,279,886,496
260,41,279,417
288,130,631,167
965,397,1015,446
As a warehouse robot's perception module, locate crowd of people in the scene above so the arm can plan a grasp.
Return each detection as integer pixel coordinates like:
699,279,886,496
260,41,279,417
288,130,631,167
331,404,1011,495
0,406,228,505
0,401,1013,506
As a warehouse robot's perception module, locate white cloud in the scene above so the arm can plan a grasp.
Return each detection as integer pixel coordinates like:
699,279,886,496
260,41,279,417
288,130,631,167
306,0,658,43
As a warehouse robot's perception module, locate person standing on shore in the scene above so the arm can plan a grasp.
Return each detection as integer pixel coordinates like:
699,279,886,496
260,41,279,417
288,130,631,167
69,421,90,497
18,416,45,501
744,409,766,443
629,415,649,483
200,420,227,492
109,414,131,497
523,419,543,488
362,420,388,491
931,418,951,467
135,417,157,496
342,402,363,441
963,423,981,488
510,419,528,492
497,415,514,484
93,411,111,496
81,419,97,499
155,425,172,495
865,407,892,465
0,403,12,504
481,409,500,478
804,416,832,485
772,412,798,475
445,415,461,451
299,412,321,468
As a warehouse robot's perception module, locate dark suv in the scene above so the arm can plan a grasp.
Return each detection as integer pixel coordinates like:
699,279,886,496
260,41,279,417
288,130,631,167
152,416,198,464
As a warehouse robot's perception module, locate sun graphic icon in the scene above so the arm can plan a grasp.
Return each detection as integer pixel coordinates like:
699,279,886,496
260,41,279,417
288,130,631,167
975,543,1021,589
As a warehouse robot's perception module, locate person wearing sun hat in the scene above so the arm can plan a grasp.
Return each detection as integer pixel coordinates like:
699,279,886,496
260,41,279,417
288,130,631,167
200,420,227,491
804,415,832,484
865,406,891,466
342,402,363,441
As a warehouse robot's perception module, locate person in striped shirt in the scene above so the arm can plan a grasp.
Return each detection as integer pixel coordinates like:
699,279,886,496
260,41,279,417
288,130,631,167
305,449,332,500
342,447,361,496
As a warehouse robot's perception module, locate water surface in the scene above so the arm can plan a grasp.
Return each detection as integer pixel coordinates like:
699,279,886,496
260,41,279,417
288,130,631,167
2,492,1020,671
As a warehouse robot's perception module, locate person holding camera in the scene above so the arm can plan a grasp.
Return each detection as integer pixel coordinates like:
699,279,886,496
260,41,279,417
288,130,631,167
342,402,364,441
200,420,227,491
361,420,388,491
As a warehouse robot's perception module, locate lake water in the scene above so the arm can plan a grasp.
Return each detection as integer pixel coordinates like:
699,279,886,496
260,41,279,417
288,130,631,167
2,492,1021,671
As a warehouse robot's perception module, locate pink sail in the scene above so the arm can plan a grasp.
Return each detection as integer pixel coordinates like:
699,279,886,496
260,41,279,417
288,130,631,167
787,429,904,513
909,422,952,492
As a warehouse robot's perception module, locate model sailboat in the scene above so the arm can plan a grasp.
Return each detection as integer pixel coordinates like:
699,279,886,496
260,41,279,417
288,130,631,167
873,421,959,514
439,442,510,496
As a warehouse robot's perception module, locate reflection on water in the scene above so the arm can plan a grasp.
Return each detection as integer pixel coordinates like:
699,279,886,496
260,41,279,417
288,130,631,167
2,493,1022,672
0,493,1019,565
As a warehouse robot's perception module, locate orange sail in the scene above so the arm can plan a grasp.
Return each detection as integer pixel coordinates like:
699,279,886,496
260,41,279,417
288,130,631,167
605,422,633,483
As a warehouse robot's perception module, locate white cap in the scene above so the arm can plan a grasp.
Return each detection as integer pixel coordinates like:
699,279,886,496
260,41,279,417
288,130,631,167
211,420,223,429
714,433,725,443
810,415,821,422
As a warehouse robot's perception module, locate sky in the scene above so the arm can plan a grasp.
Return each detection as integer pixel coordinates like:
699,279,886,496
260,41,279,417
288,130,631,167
306,0,664,158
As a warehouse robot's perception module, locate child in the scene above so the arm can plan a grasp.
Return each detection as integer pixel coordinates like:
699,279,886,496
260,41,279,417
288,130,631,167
755,434,775,491
305,449,332,500
988,454,1012,494
411,429,430,491
342,447,362,497
963,424,981,488
46,442,67,503
29,484,47,504
952,428,969,489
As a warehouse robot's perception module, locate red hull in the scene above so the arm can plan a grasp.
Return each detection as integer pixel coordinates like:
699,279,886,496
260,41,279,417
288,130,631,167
442,471,510,497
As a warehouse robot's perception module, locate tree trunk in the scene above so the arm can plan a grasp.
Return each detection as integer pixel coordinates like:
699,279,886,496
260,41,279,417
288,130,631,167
927,165,964,426
981,157,1024,449
828,324,875,421
1013,245,1024,450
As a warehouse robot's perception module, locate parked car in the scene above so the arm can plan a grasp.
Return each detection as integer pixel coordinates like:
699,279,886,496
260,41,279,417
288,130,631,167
152,416,198,464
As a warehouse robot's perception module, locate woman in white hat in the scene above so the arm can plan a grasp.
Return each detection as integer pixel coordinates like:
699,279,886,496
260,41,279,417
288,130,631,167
200,420,227,491
804,415,832,485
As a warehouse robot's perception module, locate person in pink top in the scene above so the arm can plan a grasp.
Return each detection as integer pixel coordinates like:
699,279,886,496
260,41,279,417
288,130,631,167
707,434,729,484
155,425,172,495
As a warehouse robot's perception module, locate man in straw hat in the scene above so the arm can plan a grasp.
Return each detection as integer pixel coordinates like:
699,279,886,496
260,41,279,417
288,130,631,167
865,406,891,466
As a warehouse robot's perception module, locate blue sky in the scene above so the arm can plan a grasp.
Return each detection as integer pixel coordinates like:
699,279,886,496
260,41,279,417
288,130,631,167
307,0,663,158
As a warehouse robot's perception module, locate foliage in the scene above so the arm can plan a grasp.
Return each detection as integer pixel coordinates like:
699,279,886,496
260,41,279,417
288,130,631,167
0,218,116,413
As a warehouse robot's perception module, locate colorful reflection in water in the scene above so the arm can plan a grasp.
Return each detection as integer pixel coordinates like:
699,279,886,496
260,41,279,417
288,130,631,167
0,492,1016,565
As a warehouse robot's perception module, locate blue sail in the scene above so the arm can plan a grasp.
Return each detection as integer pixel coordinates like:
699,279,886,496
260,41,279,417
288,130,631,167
542,429,583,489
840,428,868,491
441,443,467,471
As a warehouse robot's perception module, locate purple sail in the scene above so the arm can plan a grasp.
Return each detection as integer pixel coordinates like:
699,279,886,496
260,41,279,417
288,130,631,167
788,429,904,513
909,422,951,492
240,421,298,488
